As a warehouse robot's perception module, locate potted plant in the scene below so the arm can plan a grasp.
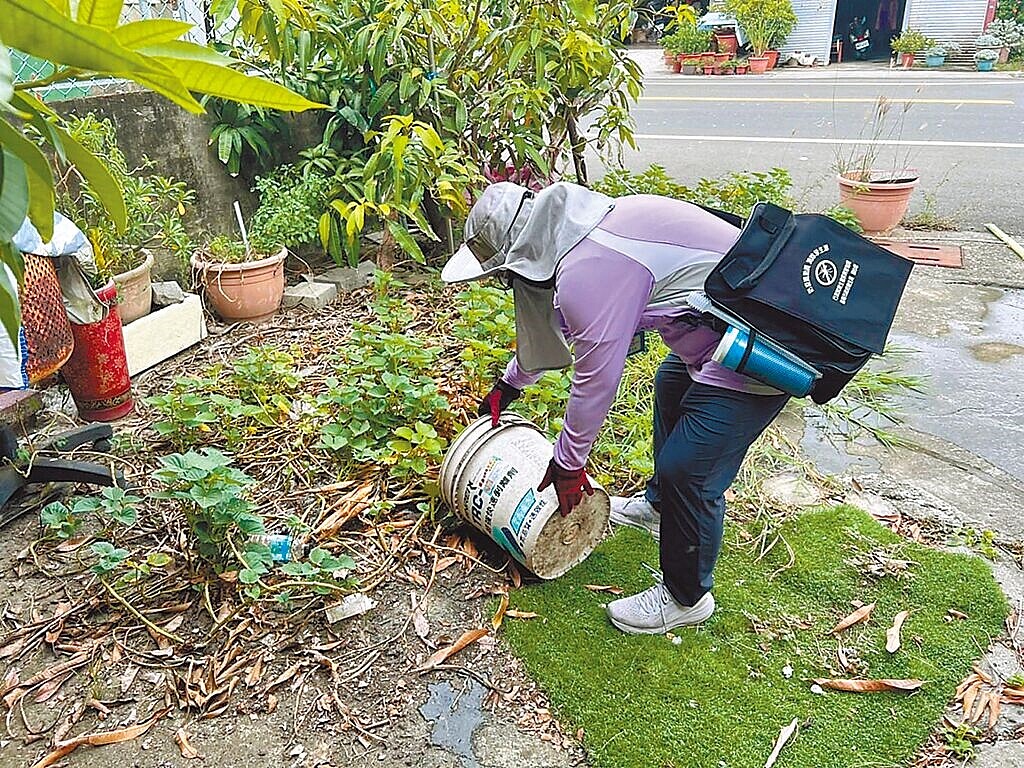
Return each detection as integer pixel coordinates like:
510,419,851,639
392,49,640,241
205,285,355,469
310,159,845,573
720,58,737,75
701,52,717,74
57,115,194,325
680,54,702,75
728,0,796,72
985,21,1023,63
924,41,961,67
834,98,920,234
192,235,287,322
735,58,750,74
975,47,999,71
891,29,933,68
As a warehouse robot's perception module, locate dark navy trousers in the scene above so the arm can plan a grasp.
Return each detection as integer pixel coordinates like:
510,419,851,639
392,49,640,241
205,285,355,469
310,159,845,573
645,354,789,607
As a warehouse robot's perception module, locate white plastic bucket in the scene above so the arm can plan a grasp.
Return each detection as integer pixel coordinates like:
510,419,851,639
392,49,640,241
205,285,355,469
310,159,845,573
440,414,610,579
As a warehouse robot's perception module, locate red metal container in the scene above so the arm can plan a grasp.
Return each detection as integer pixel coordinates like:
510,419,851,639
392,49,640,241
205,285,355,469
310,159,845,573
61,281,134,421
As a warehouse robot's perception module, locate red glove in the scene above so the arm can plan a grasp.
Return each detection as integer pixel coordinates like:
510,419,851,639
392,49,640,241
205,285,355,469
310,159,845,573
477,379,521,427
537,458,594,517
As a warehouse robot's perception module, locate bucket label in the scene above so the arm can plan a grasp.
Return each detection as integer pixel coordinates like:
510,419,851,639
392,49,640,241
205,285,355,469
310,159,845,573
492,525,527,564
466,457,519,530
510,489,535,533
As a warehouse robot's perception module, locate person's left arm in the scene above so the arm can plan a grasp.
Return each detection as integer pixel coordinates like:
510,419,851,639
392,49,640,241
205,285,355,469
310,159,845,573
551,249,654,472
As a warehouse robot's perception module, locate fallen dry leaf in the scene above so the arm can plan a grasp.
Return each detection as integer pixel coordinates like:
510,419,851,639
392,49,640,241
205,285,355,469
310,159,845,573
989,691,1002,728
30,710,165,768
962,681,982,718
266,693,279,714
886,611,910,653
417,628,489,672
434,556,459,574
245,655,264,687
764,718,798,768
584,585,624,596
413,609,430,640
492,594,510,631
506,609,539,619
831,603,876,635
813,678,923,693
174,728,201,759
508,563,522,588
947,608,969,622
266,662,301,692
836,637,850,672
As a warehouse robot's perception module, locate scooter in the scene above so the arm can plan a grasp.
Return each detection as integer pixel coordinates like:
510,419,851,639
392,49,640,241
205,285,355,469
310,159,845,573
848,16,872,60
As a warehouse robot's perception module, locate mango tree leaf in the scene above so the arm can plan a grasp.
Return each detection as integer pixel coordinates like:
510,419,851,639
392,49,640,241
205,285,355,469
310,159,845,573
77,0,125,29
210,0,237,26
0,121,54,240
0,150,28,242
566,0,596,23
1,0,164,79
112,19,192,49
52,123,126,233
42,0,71,14
144,41,323,112
0,240,22,346
387,220,424,264
0,46,12,107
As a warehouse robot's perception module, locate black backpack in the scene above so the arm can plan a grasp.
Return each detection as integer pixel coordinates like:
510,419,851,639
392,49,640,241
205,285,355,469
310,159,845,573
701,202,914,404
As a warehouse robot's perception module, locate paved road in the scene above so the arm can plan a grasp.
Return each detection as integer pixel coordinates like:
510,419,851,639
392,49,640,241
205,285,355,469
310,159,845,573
619,70,1024,233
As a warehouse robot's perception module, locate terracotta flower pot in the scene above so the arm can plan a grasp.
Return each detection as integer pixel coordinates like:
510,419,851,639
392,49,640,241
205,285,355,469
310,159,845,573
112,250,153,325
749,56,770,74
672,57,683,73
900,52,915,68
837,172,919,234
192,247,286,322
663,51,676,69
715,53,730,64
765,50,780,69
736,65,749,74
714,33,738,55
62,281,134,421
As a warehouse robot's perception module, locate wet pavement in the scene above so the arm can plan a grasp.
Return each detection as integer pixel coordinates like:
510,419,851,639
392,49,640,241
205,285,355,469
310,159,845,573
891,277,1024,483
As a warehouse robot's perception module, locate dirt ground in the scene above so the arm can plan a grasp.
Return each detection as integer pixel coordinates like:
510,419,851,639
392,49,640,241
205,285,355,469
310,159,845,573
0,503,585,768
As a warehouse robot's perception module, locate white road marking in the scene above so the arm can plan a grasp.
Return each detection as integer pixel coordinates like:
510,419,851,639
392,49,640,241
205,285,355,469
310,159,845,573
634,134,1024,149
639,96,1015,105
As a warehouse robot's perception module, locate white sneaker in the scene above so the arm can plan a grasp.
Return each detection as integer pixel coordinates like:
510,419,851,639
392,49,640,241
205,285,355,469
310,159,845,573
609,493,661,541
606,581,715,635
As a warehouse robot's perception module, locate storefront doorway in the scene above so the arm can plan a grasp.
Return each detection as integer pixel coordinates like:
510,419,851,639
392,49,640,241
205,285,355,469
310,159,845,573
832,0,908,61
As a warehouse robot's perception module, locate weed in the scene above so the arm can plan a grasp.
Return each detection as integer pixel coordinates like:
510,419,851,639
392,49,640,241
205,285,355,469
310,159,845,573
941,724,980,760
41,487,142,540
956,527,999,560
90,541,130,575
821,205,864,233
317,326,450,479
593,165,794,217
902,192,959,231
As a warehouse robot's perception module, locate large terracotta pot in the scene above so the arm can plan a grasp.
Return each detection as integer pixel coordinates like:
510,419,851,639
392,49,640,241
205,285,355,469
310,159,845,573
112,250,153,325
900,52,915,68
62,281,134,421
837,172,919,234
749,56,770,74
192,247,286,322
765,50,780,69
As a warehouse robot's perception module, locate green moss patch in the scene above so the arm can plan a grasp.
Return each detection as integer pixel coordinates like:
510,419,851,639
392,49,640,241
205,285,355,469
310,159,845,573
502,506,1007,768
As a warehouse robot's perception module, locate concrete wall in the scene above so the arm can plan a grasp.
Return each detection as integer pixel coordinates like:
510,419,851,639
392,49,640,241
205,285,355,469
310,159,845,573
56,89,258,237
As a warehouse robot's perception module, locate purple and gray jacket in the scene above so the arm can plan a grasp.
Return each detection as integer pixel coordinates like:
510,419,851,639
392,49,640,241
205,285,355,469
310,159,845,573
500,194,779,471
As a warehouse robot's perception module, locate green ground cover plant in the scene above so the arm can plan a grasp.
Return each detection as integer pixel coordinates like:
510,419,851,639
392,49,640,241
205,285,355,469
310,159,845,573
502,508,1007,768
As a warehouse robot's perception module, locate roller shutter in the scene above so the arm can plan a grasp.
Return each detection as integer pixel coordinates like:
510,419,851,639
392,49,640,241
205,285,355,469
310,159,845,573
903,0,990,65
778,0,840,65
